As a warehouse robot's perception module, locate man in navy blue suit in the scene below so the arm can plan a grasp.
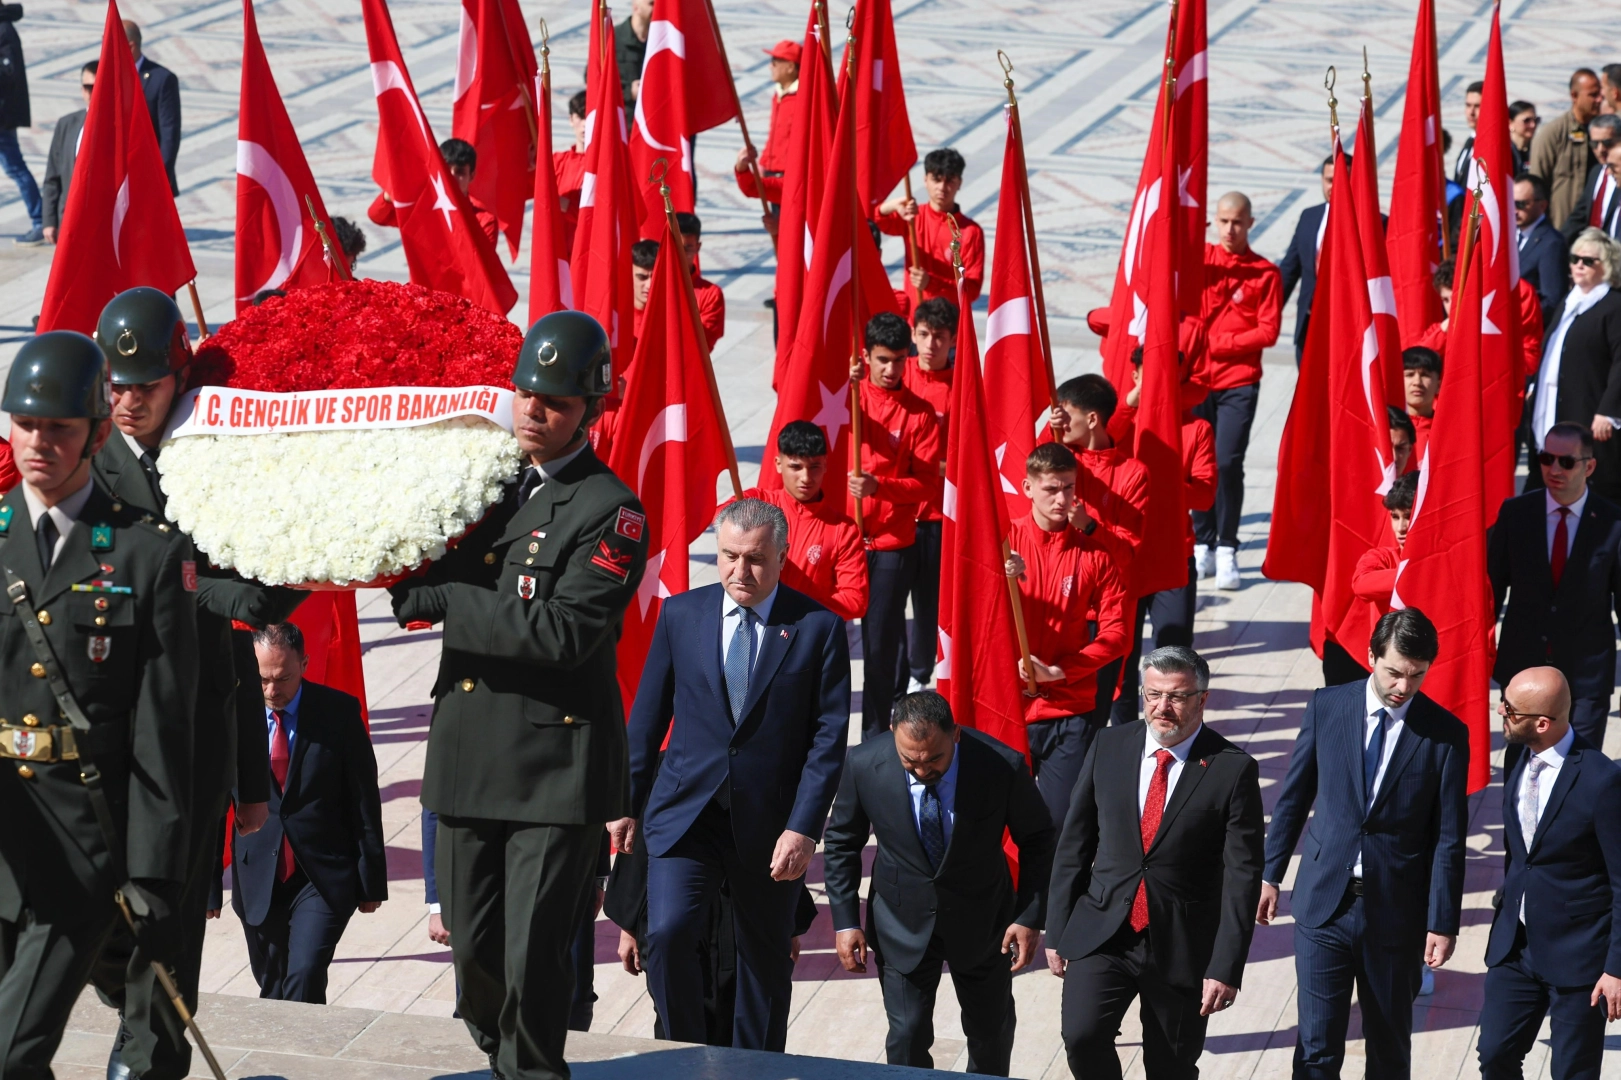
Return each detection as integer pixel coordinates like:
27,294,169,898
122,20,180,194
1278,156,1333,361
615,497,851,1052
1516,172,1569,330
1258,608,1469,1080
1477,667,1621,1080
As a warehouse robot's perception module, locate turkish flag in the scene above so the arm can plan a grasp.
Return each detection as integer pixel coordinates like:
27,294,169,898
571,2,639,376
1099,0,1206,392
628,0,737,230
837,0,916,215
605,214,731,711
452,0,537,261
528,63,572,322
935,271,1024,756
235,0,345,314
1460,6,1520,524
1387,0,1447,347
1350,95,1405,422
38,0,194,334
985,108,1053,522
760,65,898,514
362,0,516,316
1392,230,1495,794
772,3,837,389
289,593,369,724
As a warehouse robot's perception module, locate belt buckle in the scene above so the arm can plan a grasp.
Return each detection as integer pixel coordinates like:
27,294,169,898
0,724,56,762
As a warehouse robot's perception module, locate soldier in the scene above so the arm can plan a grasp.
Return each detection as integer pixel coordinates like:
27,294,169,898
88,288,304,1080
389,311,648,1080
0,331,197,1076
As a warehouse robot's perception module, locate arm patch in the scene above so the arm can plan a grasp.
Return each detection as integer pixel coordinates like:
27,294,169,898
590,533,639,582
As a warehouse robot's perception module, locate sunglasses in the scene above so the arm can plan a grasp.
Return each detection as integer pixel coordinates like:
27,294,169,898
1514,199,1534,210
1538,451,1593,469
1595,139,1619,150
80,83,95,93
1571,254,1603,268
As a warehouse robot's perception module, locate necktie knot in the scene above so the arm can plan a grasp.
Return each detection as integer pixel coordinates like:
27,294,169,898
517,466,543,503
1153,748,1173,772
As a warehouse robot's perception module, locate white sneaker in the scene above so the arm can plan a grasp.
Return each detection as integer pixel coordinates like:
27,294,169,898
1215,547,1241,590
1194,545,1214,579
1418,966,1435,996
906,677,927,695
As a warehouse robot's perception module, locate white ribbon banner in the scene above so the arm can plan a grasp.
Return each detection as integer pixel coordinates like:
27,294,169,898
165,385,515,439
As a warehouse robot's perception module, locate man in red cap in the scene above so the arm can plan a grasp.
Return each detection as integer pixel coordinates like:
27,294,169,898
733,39,801,209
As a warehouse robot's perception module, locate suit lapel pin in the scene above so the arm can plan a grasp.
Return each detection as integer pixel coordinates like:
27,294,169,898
779,628,789,638
1200,758,1209,768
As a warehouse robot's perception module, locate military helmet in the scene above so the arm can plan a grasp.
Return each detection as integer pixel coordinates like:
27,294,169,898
95,286,193,385
514,312,613,399
3,331,112,420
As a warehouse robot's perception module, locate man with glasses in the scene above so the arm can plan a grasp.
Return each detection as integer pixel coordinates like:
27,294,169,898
1510,101,1540,175
1563,113,1621,244
39,60,94,245
1517,172,1569,329
1490,421,1621,755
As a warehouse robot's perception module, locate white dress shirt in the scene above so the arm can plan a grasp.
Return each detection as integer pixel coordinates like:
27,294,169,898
22,478,95,566
1545,489,1587,562
1517,725,1574,921
1534,282,1613,444
721,586,777,672
520,443,590,501
1354,678,1412,879
1138,723,1202,815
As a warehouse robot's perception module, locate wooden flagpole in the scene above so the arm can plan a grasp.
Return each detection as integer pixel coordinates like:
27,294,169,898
699,0,774,225
998,50,1055,406
843,19,866,536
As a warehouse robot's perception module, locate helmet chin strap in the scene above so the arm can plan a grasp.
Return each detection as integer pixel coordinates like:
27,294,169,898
80,419,109,462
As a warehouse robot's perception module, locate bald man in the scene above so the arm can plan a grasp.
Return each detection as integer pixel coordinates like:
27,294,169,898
1478,667,1621,1080
1194,192,1281,592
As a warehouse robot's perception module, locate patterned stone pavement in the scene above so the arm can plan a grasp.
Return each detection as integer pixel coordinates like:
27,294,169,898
0,0,1615,1075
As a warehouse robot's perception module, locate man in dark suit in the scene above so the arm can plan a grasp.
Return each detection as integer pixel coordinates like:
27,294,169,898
1489,421,1621,753
1047,646,1264,1080
40,60,92,244
1278,156,1333,361
1453,82,1483,189
1517,172,1569,329
122,20,179,194
823,692,1053,1075
1477,667,1621,1080
1561,115,1619,244
617,496,850,1052
1259,608,1469,1080
231,623,385,1003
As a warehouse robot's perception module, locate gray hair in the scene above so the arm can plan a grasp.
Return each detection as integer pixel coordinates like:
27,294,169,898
1571,226,1621,288
1143,645,1210,691
253,622,306,657
714,497,789,552
1589,113,1621,139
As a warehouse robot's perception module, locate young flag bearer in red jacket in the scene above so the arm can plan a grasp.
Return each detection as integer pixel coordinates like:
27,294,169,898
897,297,956,693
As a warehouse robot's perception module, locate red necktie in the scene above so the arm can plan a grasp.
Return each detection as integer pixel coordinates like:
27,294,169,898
1551,506,1570,588
1131,749,1175,932
1593,174,1612,228
270,710,295,881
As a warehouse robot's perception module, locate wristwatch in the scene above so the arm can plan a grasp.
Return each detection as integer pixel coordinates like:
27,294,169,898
1081,519,1098,536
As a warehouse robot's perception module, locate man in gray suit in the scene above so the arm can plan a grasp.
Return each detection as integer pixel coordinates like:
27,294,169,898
40,60,92,244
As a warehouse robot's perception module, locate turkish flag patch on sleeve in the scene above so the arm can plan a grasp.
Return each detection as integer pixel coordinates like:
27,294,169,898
614,507,646,542
590,534,638,582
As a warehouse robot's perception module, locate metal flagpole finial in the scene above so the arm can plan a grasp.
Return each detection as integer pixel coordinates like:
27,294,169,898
997,50,1018,107
539,17,550,65
1325,65,1340,138
650,157,675,212
947,213,963,275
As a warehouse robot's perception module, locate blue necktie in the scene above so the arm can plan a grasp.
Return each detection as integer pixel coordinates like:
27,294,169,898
1364,708,1389,808
919,784,947,870
725,607,757,724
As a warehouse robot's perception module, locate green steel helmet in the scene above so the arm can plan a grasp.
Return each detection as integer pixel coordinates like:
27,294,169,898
3,332,112,420
514,311,613,399
95,286,193,385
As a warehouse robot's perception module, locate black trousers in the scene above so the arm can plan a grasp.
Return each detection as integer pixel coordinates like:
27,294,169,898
896,520,943,689
0,894,119,1079
568,903,597,1032
237,866,354,1004
863,544,920,740
1191,383,1261,549
880,936,1016,1075
1477,924,1604,1080
1321,641,1369,687
1061,925,1207,1080
439,816,601,1080
1110,561,1198,727
1026,714,1097,829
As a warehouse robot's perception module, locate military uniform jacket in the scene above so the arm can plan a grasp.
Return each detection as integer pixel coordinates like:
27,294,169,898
0,481,199,919
419,446,648,825
95,434,301,806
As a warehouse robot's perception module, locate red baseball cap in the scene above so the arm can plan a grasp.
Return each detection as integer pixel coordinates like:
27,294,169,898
764,40,802,65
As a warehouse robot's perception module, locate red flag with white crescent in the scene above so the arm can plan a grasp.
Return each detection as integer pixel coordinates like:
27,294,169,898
452,0,537,260
38,0,194,333
837,0,916,215
529,63,571,322
1387,0,1447,346
1350,94,1405,429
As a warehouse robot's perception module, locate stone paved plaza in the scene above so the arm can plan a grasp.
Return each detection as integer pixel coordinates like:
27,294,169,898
0,0,1619,1075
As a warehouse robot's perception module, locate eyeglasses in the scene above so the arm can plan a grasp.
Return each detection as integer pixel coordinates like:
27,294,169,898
1500,702,1553,722
1595,139,1619,151
1571,254,1603,268
1537,451,1593,469
1513,199,1533,210
80,83,95,93
1143,689,1205,706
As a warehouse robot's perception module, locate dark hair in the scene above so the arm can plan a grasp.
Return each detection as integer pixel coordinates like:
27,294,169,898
1606,64,1621,89
1026,441,1078,477
1402,346,1443,378
892,690,956,736
865,311,912,353
1514,172,1550,203
1387,404,1415,441
1572,68,1599,91
1056,373,1118,423
923,147,966,181
440,138,477,171
331,216,366,261
568,90,587,118
1545,420,1597,454
674,212,701,238
1465,80,1484,96
1432,259,1454,290
251,289,287,306
631,239,659,270
253,622,306,656
1370,608,1439,663
1384,471,1419,512
913,297,958,334
1508,100,1537,121
1143,645,1210,691
1442,128,1453,154
82,60,99,77
777,419,828,458
1320,154,1335,172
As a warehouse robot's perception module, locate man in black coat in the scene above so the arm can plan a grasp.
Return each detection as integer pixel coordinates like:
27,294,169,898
823,692,1052,1075
1477,667,1621,1080
1278,156,1333,361
122,20,179,194
0,2,41,244
40,60,91,244
1560,115,1619,244
1047,646,1265,1080
231,623,386,1003
1489,421,1621,752
1517,172,1569,329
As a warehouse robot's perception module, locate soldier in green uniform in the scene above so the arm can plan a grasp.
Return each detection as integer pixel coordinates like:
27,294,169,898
389,311,648,1080
0,331,197,1078
88,287,305,1080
